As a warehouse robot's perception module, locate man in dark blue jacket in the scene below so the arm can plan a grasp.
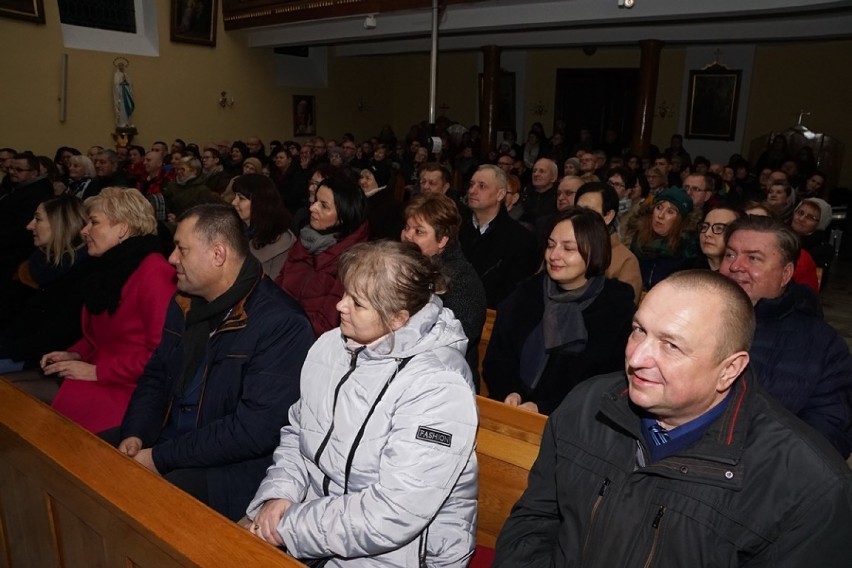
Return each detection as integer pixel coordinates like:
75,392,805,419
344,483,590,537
721,215,852,457
117,204,314,520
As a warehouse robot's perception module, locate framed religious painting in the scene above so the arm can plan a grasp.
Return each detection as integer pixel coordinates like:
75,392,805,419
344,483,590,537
293,96,316,137
171,0,218,47
0,0,45,23
685,66,741,141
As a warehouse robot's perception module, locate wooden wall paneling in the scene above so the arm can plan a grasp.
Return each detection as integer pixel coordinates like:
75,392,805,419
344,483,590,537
0,457,60,568
48,497,108,568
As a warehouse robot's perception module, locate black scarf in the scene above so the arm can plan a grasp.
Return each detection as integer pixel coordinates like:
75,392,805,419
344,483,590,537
176,255,262,395
83,235,163,315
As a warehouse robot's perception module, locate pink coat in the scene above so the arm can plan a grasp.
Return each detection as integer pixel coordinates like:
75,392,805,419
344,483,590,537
51,253,176,433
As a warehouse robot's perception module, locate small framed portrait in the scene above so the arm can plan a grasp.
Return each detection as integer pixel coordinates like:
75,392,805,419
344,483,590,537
170,0,218,47
0,0,45,23
685,66,742,141
293,96,316,137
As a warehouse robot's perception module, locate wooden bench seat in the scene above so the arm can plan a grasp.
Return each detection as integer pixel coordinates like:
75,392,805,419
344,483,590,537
0,377,302,568
1,378,546,567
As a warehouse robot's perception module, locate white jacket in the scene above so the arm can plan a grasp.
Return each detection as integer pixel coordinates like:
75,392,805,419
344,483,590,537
248,297,478,566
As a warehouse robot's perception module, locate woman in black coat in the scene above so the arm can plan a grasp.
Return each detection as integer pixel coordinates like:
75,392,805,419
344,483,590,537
0,194,91,371
401,193,487,387
483,208,635,415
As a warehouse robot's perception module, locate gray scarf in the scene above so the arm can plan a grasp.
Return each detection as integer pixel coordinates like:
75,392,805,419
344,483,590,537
519,275,605,390
299,224,339,255
542,275,604,351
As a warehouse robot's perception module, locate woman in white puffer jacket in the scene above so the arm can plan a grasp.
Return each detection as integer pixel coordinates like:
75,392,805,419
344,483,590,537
247,240,478,567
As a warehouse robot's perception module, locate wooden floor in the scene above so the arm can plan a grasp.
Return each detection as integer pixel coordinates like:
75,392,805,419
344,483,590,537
821,258,852,350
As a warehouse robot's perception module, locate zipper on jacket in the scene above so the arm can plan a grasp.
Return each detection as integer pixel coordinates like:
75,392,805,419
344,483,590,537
581,478,611,559
642,505,666,568
418,525,429,567
315,347,364,496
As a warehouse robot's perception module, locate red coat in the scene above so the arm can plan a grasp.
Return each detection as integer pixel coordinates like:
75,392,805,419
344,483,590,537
792,248,819,294
51,253,176,433
275,223,368,337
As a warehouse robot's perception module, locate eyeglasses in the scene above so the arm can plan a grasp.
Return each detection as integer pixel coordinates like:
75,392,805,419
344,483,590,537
10,167,33,173
794,208,820,223
608,179,625,189
698,222,727,234
684,185,710,194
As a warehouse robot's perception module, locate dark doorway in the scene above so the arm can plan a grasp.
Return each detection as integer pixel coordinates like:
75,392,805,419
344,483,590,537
554,68,639,157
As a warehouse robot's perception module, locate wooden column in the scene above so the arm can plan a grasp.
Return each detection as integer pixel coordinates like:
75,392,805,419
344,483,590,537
631,39,664,158
480,45,502,157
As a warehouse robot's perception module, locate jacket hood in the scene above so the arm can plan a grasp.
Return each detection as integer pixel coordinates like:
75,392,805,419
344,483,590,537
357,295,469,362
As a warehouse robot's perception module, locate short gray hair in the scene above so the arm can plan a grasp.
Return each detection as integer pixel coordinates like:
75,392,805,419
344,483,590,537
97,149,119,166
477,163,508,190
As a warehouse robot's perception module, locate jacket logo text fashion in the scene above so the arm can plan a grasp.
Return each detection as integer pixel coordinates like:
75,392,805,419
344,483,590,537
416,426,452,447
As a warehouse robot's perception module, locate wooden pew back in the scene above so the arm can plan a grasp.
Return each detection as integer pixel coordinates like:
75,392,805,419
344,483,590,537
0,378,302,568
475,395,546,548
0,378,548,566
477,308,497,396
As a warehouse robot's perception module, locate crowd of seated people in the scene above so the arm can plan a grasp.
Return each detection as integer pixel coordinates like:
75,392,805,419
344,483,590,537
1,123,851,564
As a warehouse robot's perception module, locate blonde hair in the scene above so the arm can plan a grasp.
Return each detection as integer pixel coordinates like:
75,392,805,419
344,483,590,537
41,195,88,266
84,187,157,236
180,156,203,175
68,155,95,178
339,241,446,333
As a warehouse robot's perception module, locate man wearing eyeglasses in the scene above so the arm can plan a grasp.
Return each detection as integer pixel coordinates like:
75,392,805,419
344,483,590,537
683,173,718,230
0,152,54,297
721,215,852,457
496,154,514,175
